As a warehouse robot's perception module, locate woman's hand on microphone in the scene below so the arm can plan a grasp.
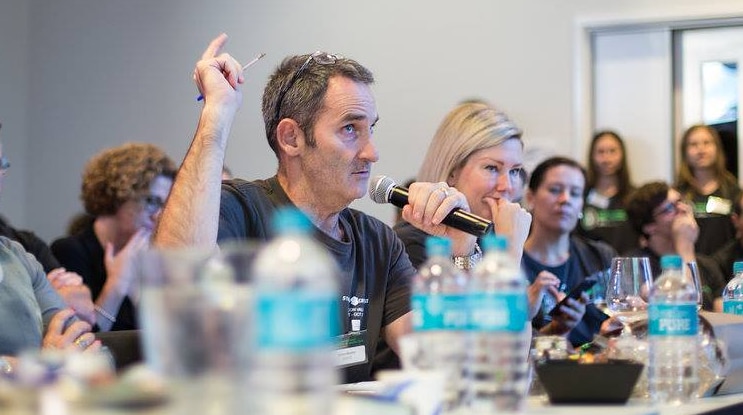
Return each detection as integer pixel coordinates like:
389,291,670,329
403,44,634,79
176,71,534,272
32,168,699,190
401,181,477,256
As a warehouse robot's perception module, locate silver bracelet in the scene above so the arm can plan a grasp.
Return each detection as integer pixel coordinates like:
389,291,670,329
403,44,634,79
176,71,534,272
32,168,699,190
95,305,117,323
452,243,483,270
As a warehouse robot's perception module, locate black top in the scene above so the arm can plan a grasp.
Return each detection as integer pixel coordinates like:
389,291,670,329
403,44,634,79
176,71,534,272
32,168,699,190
0,216,60,273
51,222,138,330
676,181,742,256
218,177,414,383
711,240,743,283
577,189,640,254
521,235,615,347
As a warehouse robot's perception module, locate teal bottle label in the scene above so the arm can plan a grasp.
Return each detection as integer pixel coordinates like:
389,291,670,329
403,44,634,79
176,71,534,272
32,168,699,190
256,292,340,350
723,300,743,315
648,303,698,336
468,292,528,332
412,293,468,331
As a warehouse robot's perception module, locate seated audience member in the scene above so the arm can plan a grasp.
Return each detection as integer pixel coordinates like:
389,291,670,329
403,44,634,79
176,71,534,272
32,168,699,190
395,101,531,268
624,181,726,311
712,193,743,279
576,130,640,254
0,235,99,372
522,157,620,347
52,143,176,331
675,124,742,255
153,34,468,383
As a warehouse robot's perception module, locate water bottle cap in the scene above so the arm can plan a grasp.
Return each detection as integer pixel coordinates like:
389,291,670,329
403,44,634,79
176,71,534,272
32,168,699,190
734,261,743,274
660,254,682,269
480,234,507,252
272,207,312,234
425,236,452,257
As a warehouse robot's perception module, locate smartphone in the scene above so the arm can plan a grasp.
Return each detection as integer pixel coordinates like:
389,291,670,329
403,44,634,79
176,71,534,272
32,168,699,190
547,278,598,317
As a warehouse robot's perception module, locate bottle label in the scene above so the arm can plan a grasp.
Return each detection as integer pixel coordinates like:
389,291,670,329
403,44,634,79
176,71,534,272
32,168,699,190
412,293,468,331
648,303,698,336
256,291,340,350
723,300,743,315
468,292,528,332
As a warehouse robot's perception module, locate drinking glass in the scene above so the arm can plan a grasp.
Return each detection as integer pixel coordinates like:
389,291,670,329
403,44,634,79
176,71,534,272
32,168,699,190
136,243,257,415
605,257,653,335
587,268,611,314
685,261,704,310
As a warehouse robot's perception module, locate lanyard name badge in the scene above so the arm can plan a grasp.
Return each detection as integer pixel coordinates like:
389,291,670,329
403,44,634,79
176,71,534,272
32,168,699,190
334,275,369,368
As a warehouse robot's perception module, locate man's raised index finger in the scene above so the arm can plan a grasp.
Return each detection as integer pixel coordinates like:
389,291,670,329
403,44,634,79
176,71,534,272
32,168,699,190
201,33,229,60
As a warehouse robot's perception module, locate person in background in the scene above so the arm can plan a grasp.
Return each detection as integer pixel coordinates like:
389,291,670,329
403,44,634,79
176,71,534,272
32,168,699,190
577,130,640,254
712,193,743,280
624,181,726,311
0,235,100,374
675,124,742,255
395,101,532,268
52,143,176,331
153,34,474,383
522,157,620,347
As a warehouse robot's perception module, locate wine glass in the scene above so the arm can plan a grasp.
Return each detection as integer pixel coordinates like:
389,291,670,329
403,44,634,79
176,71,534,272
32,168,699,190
685,261,704,311
605,257,653,335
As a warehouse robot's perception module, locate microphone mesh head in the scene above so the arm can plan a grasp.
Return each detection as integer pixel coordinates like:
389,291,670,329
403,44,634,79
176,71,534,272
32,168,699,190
369,175,395,204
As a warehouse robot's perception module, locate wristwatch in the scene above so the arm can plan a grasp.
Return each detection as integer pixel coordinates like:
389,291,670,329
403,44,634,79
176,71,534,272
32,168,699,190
452,243,483,270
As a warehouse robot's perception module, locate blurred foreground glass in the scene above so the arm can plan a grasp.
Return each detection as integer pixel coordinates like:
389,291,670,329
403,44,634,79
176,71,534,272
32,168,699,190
136,243,257,415
606,257,653,336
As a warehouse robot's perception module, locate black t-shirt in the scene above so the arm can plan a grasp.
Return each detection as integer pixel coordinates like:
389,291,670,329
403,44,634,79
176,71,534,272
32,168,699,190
677,182,742,256
577,189,640,254
218,177,414,383
711,240,743,283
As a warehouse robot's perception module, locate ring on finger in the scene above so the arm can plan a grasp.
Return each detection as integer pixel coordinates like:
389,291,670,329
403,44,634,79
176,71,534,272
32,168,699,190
74,335,89,349
439,187,451,198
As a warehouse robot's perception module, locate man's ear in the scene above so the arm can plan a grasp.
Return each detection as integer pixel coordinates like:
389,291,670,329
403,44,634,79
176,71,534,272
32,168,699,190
276,119,304,157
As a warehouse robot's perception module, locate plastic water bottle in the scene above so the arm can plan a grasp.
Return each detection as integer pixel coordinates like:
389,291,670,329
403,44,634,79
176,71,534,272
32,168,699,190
722,261,743,315
648,254,699,404
410,236,469,412
468,234,529,413
250,207,340,415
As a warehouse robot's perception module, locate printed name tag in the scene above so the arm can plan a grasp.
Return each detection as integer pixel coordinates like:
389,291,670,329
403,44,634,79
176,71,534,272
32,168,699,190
334,330,367,368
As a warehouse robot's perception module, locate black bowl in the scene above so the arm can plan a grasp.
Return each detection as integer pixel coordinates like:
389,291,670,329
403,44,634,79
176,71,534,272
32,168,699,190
535,359,643,404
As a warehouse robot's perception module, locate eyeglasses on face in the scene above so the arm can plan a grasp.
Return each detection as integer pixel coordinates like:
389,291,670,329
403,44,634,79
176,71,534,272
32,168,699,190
141,195,165,214
653,198,683,217
272,51,341,125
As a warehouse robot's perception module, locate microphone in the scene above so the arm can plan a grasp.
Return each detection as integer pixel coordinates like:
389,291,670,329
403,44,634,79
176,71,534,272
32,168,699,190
369,175,493,237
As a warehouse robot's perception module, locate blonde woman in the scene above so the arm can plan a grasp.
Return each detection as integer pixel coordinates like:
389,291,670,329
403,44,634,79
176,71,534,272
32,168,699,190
394,101,532,268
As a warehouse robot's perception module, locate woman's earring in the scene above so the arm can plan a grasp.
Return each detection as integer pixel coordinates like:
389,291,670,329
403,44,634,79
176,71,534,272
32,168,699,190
578,211,584,219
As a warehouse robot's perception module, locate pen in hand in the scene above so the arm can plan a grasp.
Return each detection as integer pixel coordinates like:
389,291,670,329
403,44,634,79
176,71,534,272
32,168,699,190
196,52,266,101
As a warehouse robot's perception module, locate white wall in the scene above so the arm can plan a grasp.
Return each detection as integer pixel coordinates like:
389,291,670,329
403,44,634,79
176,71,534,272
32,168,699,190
3,0,743,242
0,0,30,227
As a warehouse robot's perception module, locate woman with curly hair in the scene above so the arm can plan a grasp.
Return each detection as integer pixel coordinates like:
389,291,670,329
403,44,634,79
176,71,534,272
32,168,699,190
52,143,176,331
675,124,742,255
